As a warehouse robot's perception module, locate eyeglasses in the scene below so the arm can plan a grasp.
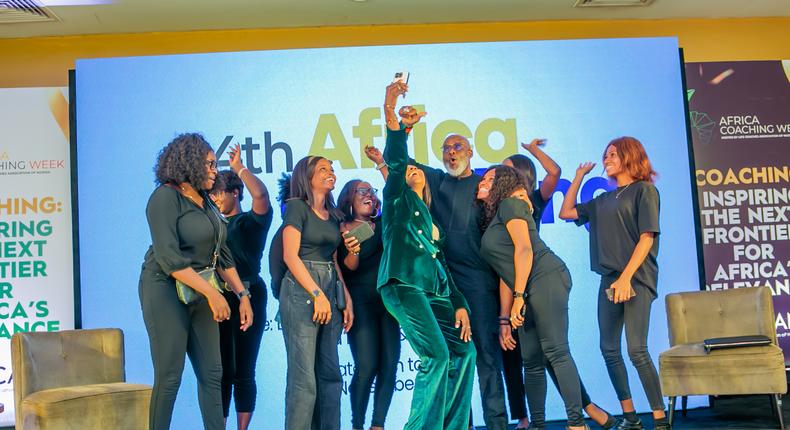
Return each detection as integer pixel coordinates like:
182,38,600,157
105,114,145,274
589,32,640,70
205,160,217,170
354,187,378,196
442,143,466,153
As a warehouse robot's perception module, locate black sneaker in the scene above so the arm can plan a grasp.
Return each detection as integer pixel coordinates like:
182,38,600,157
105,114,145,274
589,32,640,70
601,413,618,429
614,418,643,430
653,420,671,430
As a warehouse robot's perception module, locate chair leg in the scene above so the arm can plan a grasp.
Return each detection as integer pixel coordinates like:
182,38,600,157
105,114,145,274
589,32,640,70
773,394,785,430
681,396,688,417
668,396,676,427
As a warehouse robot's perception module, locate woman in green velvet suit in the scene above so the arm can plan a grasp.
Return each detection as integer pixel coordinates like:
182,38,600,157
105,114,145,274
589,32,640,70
376,82,476,430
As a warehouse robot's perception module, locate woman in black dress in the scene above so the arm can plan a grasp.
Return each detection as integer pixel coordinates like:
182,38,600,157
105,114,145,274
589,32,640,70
337,179,400,430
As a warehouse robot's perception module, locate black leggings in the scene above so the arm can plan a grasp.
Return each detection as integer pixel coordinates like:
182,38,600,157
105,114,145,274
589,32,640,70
348,298,401,428
219,279,267,416
519,267,585,427
598,274,664,411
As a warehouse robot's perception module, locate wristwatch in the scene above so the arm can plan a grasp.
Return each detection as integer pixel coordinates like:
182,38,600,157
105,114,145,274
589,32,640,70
237,288,252,299
513,290,527,299
375,162,388,171
311,289,322,298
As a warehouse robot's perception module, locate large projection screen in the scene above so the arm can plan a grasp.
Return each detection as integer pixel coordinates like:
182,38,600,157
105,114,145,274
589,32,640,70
75,37,700,428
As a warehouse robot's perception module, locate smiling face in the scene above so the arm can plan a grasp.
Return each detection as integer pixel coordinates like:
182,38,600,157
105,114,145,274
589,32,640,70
603,144,623,178
442,135,472,177
477,168,495,201
351,181,379,218
406,164,426,190
202,151,218,190
310,158,336,193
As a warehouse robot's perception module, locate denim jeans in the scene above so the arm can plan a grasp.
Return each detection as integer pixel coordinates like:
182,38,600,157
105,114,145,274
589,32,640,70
280,260,344,430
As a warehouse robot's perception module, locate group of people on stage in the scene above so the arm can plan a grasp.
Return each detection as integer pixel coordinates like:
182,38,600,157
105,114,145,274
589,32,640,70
139,80,669,430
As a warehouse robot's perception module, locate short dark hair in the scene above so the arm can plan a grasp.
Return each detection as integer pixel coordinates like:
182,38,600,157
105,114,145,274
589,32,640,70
506,154,537,191
154,133,213,189
290,156,343,221
213,170,245,201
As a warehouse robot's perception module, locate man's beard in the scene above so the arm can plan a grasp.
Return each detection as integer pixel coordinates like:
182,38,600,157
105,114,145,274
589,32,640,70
444,157,469,178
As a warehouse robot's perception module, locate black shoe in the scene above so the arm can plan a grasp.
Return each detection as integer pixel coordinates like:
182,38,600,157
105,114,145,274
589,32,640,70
653,421,671,430
600,413,617,429
614,418,643,430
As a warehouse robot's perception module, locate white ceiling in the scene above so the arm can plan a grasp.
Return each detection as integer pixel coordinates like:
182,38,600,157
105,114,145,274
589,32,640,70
2,0,790,39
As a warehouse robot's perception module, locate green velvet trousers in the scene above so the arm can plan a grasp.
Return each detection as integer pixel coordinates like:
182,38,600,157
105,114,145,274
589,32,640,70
380,282,477,430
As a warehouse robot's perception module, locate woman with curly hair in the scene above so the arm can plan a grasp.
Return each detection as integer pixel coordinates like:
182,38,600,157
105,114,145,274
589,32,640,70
559,137,667,430
139,132,253,430
478,165,588,430
378,81,475,430
280,155,354,430
498,144,616,430
209,143,273,430
336,177,400,430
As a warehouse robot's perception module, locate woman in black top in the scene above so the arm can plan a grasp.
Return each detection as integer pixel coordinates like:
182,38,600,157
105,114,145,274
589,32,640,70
478,165,587,430
499,143,615,429
337,179,400,430
209,143,273,430
559,137,668,430
280,155,353,430
139,133,253,430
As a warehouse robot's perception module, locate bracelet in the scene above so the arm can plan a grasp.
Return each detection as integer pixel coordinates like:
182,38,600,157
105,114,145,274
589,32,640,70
236,288,251,299
513,290,527,299
499,320,512,326
497,316,510,321
375,162,387,171
384,104,395,110
237,167,248,177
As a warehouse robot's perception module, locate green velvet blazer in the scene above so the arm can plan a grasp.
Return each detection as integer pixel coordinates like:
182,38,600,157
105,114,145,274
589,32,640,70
376,125,468,311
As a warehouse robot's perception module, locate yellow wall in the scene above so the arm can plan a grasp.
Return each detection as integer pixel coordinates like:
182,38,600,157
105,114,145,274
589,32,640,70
1,17,790,88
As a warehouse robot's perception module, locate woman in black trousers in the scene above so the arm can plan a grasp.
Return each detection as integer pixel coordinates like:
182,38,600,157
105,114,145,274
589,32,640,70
499,142,615,430
139,133,253,430
210,143,273,430
560,137,668,430
337,178,400,430
479,165,587,430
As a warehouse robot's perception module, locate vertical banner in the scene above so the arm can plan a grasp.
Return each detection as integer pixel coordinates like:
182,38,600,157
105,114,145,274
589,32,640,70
0,87,75,424
686,61,790,362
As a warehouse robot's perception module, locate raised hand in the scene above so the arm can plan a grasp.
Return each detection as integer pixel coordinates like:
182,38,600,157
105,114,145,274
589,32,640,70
398,105,427,128
228,143,245,173
521,138,546,152
364,145,384,165
576,162,596,177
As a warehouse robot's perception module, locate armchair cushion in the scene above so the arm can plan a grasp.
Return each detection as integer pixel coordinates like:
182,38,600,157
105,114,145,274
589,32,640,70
20,383,151,430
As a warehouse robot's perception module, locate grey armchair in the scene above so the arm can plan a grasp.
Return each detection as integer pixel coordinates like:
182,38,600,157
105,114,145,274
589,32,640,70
11,328,152,429
659,286,786,428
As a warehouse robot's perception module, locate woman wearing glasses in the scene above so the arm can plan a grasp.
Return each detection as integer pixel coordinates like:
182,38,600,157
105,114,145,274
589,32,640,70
337,179,400,430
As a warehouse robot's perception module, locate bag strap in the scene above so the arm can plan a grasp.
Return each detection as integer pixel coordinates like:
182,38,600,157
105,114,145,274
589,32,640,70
165,183,224,270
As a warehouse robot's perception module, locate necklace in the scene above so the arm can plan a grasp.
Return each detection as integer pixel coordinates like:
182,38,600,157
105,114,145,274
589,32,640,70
615,182,632,199
179,184,203,207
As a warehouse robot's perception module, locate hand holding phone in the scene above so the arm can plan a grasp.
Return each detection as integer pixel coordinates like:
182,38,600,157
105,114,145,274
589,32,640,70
605,286,637,302
392,71,410,98
344,221,375,245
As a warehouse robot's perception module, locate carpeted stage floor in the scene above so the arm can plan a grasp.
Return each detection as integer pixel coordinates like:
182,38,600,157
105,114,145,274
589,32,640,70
485,393,789,430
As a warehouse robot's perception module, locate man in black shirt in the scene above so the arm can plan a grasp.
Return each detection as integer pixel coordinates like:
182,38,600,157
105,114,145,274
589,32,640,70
417,134,507,430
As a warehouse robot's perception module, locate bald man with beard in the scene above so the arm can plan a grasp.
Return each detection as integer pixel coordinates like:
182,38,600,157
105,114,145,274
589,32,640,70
414,134,507,430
